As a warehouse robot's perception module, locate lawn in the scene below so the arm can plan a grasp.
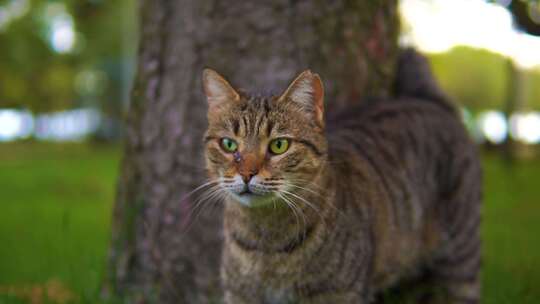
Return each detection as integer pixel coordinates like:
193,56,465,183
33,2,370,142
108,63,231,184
0,143,120,303
481,154,540,304
0,143,539,303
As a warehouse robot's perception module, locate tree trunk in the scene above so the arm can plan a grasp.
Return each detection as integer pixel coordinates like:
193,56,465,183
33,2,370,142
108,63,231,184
108,1,399,303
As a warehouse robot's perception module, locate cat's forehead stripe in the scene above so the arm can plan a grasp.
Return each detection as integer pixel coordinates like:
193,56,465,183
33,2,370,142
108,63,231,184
232,119,240,136
239,95,273,138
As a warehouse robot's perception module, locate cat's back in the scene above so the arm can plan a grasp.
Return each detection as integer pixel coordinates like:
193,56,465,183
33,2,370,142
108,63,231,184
327,97,479,205
326,98,471,166
326,98,481,290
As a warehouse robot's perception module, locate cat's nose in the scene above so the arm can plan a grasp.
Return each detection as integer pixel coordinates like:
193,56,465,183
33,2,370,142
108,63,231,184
237,152,261,184
240,171,257,184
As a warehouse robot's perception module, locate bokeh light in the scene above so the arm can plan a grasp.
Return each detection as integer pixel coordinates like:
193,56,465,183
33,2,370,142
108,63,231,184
0,109,34,142
510,112,540,144
51,18,75,53
0,109,101,142
43,3,76,54
477,110,508,144
35,108,101,141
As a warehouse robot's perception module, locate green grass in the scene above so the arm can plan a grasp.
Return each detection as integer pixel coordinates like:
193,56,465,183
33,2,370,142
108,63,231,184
482,154,540,304
0,143,539,303
0,143,121,303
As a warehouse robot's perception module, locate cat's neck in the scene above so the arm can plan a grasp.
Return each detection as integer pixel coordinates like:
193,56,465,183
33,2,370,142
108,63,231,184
223,167,336,253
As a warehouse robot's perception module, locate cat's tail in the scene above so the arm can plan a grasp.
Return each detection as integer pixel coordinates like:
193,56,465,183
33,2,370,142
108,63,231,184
393,48,455,113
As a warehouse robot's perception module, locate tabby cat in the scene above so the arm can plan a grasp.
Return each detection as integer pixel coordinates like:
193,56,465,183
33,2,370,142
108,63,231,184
201,50,481,304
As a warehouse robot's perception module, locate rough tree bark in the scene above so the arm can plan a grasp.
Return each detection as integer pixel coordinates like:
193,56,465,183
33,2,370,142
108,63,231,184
108,1,399,303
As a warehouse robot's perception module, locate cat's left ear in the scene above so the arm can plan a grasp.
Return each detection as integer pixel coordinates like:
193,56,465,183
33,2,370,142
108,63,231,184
278,70,325,128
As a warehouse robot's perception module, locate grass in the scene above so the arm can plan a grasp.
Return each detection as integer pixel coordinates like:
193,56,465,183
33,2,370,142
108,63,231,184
0,142,539,303
482,154,540,304
0,143,120,303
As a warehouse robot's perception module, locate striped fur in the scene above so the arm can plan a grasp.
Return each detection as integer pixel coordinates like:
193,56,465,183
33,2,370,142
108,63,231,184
203,51,482,304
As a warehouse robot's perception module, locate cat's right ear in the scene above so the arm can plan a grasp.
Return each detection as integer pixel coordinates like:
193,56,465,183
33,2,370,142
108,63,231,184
278,70,325,128
202,69,240,108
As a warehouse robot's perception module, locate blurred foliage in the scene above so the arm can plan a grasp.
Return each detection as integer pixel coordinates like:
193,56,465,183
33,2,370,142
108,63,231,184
527,70,540,109
486,1,540,36
429,46,540,112
507,0,540,36
0,0,539,118
0,0,137,116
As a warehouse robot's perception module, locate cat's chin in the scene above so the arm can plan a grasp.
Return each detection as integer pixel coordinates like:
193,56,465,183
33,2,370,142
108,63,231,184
231,192,277,208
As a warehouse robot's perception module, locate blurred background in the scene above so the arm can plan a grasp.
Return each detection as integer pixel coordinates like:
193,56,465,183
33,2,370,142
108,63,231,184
0,0,539,303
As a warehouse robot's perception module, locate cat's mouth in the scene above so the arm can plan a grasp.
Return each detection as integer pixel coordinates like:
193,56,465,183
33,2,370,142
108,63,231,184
239,189,253,195
237,189,264,201
233,189,275,207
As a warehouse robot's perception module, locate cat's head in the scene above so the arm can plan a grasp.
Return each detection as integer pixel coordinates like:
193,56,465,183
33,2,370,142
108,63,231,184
202,69,327,207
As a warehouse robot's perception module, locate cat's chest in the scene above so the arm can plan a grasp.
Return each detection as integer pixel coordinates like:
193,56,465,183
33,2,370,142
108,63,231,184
263,285,296,304
238,256,299,303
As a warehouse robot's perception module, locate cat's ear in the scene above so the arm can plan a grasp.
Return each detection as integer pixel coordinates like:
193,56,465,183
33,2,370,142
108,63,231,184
278,70,325,128
202,69,240,108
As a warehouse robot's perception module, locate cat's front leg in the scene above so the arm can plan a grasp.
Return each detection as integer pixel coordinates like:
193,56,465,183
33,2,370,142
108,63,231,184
223,289,262,304
297,291,370,304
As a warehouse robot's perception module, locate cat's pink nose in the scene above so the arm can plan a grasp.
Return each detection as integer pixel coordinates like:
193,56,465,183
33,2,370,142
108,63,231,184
237,152,261,184
241,171,257,184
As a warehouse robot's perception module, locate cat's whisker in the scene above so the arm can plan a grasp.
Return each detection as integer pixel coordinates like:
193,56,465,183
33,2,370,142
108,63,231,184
277,193,303,242
202,187,227,214
279,192,308,242
284,183,323,198
284,195,305,243
191,184,221,211
281,189,328,235
182,184,224,233
280,181,326,212
192,185,227,221
181,179,224,202
194,185,224,214
181,191,216,233
280,189,321,213
285,181,345,218
204,189,225,219
286,178,325,191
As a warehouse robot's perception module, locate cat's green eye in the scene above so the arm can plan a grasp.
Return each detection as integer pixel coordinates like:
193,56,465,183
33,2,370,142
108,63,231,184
220,138,238,153
269,138,290,155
